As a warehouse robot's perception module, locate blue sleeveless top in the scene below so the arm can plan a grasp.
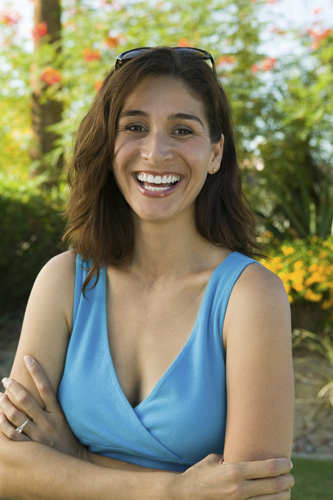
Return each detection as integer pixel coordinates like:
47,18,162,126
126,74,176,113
58,252,256,471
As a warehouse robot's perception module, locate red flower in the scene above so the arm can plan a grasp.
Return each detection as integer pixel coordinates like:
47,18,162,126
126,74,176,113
104,35,120,49
218,55,236,65
0,7,21,26
94,80,103,92
41,67,62,86
32,22,48,40
177,38,191,47
83,48,101,63
251,57,276,73
261,57,276,71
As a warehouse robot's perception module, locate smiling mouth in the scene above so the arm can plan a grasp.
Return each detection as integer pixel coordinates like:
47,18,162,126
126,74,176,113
135,172,181,192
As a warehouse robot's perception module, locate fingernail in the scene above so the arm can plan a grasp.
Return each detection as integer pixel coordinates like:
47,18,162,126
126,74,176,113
2,378,10,389
290,460,294,469
0,392,4,400
24,355,34,366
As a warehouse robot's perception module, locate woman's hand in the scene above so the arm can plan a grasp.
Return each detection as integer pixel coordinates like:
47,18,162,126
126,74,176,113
176,454,294,499
0,356,87,460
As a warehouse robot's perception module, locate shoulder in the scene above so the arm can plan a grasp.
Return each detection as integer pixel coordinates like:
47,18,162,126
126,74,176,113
30,250,77,329
224,261,291,345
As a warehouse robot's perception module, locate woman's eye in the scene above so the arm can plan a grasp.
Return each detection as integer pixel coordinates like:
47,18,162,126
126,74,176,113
174,128,193,136
126,124,146,133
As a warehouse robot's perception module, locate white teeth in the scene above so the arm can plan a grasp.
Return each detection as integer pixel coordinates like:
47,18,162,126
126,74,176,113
144,185,171,192
136,173,180,185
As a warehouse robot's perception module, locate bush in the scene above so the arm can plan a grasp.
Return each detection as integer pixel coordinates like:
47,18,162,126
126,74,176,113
0,174,67,313
259,234,333,330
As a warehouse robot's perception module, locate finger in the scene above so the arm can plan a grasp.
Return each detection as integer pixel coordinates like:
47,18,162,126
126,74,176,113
225,458,293,480
24,356,60,413
2,377,45,425
0,411,31,442
246,490,291,500
0,391,34,436
246,474,294,498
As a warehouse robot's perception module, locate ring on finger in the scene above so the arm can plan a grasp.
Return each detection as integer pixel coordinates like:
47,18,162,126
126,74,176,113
15,418,29,434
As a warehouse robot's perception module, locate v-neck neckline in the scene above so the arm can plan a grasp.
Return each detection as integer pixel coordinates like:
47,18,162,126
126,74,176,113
103,252,235,410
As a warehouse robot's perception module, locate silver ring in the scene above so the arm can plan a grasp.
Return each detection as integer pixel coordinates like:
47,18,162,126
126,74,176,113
15,418,29,434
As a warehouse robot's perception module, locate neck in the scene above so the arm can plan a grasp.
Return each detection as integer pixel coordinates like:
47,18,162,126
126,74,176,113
128,213,216,281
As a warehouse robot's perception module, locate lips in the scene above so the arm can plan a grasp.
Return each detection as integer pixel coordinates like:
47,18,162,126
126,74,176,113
134,172,181,194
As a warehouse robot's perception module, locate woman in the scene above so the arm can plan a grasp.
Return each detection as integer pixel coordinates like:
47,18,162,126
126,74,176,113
0,46,294,499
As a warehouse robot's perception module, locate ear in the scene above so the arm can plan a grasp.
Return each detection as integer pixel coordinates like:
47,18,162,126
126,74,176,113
208,134,224,175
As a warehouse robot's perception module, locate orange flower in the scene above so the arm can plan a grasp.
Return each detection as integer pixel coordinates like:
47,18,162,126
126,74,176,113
312,8,322,15
32,22,48,40
94,80,103,92
0,7,21,26
252,57,276,73
217,55,236,65
266,0,281,4
178,38,191,47
41,67,62,86
104,35,121,49
83,48,101,63
308,27,331,42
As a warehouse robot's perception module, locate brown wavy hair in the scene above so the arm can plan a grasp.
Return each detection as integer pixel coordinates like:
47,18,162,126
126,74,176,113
63,46,262,290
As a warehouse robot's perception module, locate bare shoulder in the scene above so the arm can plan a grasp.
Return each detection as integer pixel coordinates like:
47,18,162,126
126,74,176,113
236,261,288,302
224,262,291,345
31,250,77,328
36,250,76,284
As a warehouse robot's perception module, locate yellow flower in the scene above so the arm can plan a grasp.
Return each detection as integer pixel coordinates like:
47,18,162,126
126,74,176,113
304,290,323,302
322,299,333,310
281,245,295,256
292,283,305,292
294,261,303,270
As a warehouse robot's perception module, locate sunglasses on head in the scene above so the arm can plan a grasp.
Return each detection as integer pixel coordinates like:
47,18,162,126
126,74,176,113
115,47,215,71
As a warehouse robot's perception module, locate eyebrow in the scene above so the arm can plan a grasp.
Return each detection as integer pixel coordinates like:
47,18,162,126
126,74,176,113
119,110,205,128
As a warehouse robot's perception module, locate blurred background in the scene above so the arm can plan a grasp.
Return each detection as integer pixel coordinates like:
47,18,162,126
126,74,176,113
0,1,332,498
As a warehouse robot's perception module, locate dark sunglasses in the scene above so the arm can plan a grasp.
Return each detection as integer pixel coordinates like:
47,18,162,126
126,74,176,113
115,47,215,71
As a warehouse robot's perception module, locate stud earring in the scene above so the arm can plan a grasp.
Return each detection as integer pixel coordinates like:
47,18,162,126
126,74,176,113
212,168,217,174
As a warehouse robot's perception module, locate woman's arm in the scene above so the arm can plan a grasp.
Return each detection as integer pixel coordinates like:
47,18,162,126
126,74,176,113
0,429,293,500
223,263,294,462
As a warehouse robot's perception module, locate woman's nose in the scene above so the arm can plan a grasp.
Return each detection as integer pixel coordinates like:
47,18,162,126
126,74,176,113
140,131,173,164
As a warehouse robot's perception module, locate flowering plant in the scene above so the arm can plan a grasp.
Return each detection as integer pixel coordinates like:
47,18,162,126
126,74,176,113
260,234,333,315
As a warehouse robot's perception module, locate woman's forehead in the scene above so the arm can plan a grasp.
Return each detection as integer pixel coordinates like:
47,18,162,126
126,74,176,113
120,75,206,117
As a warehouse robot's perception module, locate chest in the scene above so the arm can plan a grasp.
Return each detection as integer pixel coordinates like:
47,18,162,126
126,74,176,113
106,272,209,407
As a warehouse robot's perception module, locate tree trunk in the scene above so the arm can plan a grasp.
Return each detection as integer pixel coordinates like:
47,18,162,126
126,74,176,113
30,0,62,178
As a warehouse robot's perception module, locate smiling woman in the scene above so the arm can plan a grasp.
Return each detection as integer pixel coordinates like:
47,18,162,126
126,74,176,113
0,47,294,500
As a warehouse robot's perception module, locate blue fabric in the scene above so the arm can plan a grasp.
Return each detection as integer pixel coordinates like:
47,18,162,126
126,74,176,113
58,252,256,471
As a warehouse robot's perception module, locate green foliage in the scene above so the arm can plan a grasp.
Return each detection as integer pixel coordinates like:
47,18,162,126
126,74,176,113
0,174,67,311
250,29,333,238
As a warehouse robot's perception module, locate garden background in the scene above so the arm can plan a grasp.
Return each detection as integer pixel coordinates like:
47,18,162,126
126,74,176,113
0,0,332,498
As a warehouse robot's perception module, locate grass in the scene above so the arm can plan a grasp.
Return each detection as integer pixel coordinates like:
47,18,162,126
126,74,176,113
291,456,333,500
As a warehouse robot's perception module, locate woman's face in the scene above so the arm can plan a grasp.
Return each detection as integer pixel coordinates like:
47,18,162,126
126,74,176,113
112,76,223,224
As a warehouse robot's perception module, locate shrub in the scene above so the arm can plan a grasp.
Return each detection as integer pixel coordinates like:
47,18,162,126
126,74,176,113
259,234,333,331
0,174,67,313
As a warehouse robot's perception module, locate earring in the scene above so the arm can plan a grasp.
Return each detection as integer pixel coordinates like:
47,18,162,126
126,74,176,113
212,168,217,174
